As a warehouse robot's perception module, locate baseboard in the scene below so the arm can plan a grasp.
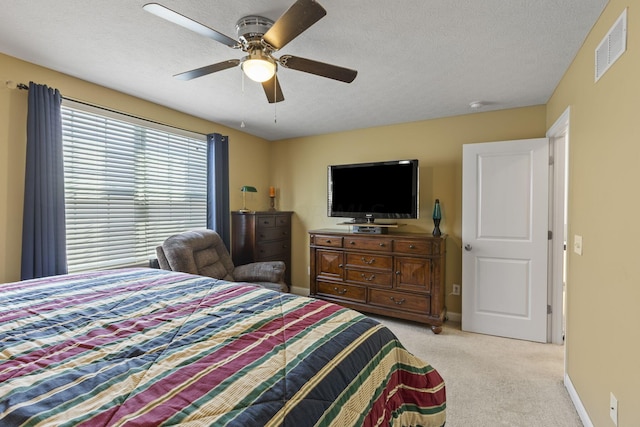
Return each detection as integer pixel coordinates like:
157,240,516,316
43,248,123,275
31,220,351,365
290,285,308,297
446,311,461,323
565,373,593,427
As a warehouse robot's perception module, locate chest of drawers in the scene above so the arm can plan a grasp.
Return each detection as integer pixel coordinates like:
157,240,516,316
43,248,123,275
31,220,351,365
309,229,446,333
231,211,293,286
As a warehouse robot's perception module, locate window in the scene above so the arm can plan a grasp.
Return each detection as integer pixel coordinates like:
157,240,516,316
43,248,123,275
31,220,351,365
61,102,207,272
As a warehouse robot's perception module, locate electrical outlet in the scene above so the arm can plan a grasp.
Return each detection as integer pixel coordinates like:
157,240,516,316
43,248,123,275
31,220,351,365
610,392,618,426
452,284,461,296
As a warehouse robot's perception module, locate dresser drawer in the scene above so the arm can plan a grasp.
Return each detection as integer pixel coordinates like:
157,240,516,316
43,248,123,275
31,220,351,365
345,253,392,270
313,235,343,248
257,227,290,242
317,281,366,303
346,269,393,287
256,215,275,228
256,240,289,258
344,236,392,252
394,239,432,255
274,215,291,228
368,289,431,314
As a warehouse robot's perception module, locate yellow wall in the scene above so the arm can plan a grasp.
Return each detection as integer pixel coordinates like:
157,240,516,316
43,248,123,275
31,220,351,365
547,1,640,425
270,106,547,312
0,53,272,283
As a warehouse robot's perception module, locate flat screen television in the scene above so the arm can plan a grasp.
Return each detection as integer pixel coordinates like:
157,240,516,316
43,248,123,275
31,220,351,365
327,159,419,222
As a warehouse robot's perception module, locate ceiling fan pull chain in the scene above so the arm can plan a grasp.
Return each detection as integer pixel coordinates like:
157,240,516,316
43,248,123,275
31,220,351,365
273,74,277,124
240,71,247,128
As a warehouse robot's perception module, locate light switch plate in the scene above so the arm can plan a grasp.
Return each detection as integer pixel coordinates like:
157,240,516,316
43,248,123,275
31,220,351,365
573,235,583,255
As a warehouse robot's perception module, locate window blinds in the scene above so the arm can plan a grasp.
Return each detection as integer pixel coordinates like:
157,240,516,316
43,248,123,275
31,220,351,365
61,104,207,272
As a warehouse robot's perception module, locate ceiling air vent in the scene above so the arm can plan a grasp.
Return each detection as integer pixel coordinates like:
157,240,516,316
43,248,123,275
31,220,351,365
595,8,627,82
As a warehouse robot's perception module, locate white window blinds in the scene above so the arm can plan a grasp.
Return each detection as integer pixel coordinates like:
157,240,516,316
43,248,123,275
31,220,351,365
61,102,207,272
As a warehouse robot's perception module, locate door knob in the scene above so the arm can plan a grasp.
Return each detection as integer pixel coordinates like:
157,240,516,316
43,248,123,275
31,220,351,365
464,244,472,251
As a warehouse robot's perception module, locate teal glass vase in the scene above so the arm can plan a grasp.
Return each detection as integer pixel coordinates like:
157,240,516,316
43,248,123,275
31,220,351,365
432,199,442,236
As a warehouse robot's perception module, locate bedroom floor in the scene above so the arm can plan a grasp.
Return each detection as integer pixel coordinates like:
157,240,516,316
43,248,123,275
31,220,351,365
372,316,582,427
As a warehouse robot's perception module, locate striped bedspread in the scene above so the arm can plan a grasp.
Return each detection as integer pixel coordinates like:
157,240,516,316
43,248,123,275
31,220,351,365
0,268,445,426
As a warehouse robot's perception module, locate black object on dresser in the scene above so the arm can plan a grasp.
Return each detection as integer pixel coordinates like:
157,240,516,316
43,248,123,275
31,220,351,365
309,229,447,333
232,211,293,286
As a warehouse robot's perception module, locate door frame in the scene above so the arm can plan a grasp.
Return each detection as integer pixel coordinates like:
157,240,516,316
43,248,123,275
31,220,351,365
546,107,570,345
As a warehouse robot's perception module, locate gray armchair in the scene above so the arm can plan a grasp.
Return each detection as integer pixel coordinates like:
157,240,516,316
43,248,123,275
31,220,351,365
156,229,288,292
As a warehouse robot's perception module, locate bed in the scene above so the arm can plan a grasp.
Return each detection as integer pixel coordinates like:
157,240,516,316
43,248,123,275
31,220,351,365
0,268,445,426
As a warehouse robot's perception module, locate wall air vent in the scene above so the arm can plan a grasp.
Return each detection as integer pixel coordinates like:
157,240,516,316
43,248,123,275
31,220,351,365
595,8,627,82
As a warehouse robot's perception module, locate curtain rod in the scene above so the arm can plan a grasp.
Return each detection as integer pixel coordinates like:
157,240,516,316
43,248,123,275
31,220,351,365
9,80,208,136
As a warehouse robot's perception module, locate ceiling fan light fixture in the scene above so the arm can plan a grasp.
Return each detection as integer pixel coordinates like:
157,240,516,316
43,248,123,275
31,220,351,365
241,52,276,82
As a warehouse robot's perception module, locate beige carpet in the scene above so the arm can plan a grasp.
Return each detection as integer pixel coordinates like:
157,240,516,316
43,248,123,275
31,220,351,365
371,316,582,427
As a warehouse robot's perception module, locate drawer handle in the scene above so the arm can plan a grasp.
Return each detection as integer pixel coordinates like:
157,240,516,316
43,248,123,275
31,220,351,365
338,264,344,268
395,271,400,275
325,239,332,244
333,287,347,295
349,241,356,245
361,257,375,265
379,243,386,247
389,296,406,305
360,273,376,281
409,244,416,249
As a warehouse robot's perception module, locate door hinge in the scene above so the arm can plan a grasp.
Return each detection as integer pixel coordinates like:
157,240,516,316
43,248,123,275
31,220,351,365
547,304,552,314
548,230,553,240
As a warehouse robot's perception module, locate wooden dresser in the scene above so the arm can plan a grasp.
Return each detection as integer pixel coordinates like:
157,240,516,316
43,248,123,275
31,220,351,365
309,229,446,333
231,211,293,286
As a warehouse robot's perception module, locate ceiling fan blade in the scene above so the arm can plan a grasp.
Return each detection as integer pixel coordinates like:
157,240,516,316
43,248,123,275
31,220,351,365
262,75,285,103
143,3,239,48
174,60,240,81
279,55,357,83
262,0,326,50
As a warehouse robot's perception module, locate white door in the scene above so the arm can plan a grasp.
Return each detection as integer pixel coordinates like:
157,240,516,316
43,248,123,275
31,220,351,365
462,138,549,342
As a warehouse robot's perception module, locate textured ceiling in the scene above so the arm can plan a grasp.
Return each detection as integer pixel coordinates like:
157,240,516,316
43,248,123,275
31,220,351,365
0,0,607,141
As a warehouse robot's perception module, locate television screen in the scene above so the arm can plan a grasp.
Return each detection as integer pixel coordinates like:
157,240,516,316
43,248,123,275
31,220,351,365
328,159,419,221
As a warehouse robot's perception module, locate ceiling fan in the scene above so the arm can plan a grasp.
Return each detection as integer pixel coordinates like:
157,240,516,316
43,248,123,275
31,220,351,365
143,0,358,103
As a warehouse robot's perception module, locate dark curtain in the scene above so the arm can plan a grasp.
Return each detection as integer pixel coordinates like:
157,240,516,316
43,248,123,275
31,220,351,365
207,133,230,250
21,82,67,280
